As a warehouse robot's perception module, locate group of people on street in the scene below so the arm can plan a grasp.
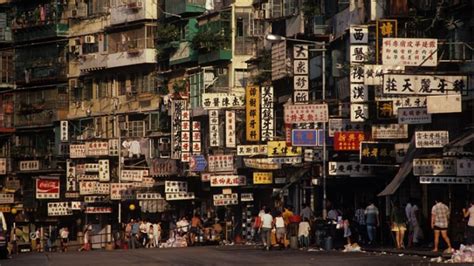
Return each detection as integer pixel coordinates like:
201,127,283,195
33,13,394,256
124,219,161,249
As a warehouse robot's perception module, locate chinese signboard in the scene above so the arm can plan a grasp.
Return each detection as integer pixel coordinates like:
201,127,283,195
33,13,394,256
171,100,187,159
60,121,68,142
376,101,395,119
150,159,177,177
291,129,323,147
328,161,373,176
181,110,191,162
209,109,220,147
85,141,109,156
121,170,145,182
192,121,201,154
202,93,245,109
376,20,397,63
395,143,409,163
237,145,267,156
328,119,367,137
0,193,13,204
267,141,302,157
350,104,369,122
350,84,369,102
166,192,195,200
225,111,236,148
457,159,474,176
398,107,432,124
208,155,234,172
36,178,60,199
241,193,254,202
364,64,404,85
0,158,5,175
70,144,86,158
350,25,368,44
246,86,260,141
84,207,112,214
360,142,397,165
383,74,465,95
426,95,462,114
98,160,109,182
293,45,309,103
19,160,39,171
372,124,408,139
213,193,238,206
333,131,365,151
413,158,456,176
165,181,188,193
210,175,247,187
420,176,474,185
261,86,274,141
415,131,449,148
243,158,280,170
284,104,328,123
382,38,437,66
253,172,273,184
48,202,73,216
110,183,134,200
136,193,163,200
271,40,288,81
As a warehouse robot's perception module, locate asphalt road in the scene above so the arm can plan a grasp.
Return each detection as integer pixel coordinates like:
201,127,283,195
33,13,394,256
1,245,441,266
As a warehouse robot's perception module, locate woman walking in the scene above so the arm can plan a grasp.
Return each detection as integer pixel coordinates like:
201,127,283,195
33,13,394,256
391,202,407,249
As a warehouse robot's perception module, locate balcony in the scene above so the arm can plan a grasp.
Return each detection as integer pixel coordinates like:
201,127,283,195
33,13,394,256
79,53,108,74
169,41,198,65
16,63,68,85
107,38,156,68
13,23,68,43
164,0,206,17
110,0,158,26
198,49,232,65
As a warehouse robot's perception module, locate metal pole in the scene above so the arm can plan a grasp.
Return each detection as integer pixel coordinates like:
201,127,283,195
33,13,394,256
117,113,122,224
322,41,327,220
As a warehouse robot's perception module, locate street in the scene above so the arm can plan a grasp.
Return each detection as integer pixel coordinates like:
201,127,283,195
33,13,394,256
2,246,443,266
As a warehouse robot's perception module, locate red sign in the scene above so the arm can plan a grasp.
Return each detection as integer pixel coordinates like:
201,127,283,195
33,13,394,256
36,178,60,199
333,131,365,151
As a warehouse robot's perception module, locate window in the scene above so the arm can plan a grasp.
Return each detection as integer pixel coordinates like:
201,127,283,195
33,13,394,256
97,78,109,99
83,79,93,100
127,120,145,138
118,76,126,96
189,72,204,108
82,43,99,55
236,17,244,37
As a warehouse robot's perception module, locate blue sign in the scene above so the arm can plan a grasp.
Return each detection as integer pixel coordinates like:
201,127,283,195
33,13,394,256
291,129,324,147
190,155,207,172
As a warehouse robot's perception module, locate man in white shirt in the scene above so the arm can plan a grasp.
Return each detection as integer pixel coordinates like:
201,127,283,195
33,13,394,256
259,207,273,250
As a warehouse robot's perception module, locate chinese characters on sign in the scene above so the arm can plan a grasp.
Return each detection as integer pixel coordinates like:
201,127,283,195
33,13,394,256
246,86,260,141
210,175,247,187
291,129,324,147
209,109,220,147
213,193,238,206
371,124,408,139
171,100,187,159
413,158,456,176
328,161,373,176
60,121,68,142
457,159,474,176
360,142,397,165
241,193,254,202
261,86,274,141
267,141,302,157
192,121,202,154
376,101,395,119
415,131,449,148
364,65,404,85
284,104,328,123
165,192,195,201
383,74,466,95
293,45,309,103
181,109,191,162
48,202,72,216
225,111,236,148
208,155,234,172
328,119,367,137
350,84,369,102
350,104,369,122
201,93,245,109
398,107,432,124
165,181,188,193
237,145,267,156
376,20,397,63
110,183,134,200
0,158,5,175
420,176,474,185
382,38,437,66
19,160,39,171
85,141,109,156
350,25,368,44
333,131,365,151
253,172,273,184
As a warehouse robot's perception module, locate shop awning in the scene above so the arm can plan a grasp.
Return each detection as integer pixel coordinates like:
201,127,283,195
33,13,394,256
445,129,474,148
272,167,310,197
378,136,419,197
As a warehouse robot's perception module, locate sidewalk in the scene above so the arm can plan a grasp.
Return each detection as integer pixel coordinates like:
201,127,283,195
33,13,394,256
363,246,453,258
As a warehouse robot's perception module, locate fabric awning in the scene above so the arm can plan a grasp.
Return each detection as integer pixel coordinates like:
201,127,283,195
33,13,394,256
378,136,419,197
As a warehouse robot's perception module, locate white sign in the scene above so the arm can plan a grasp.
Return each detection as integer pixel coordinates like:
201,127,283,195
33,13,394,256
84,207,112,214
165,192,195,201
350,25,368,44
415,131,449,148
60,121,68,142
171,100,186,160
165,181,188,193
350,104,369,122
383,74,465,95
85,141,109,156
237,145,268,156
293,45,309,59
293,60,309,75
98,160,110,182
243,158,281,170
209,109,220,147
457,159,474,177
121,170,144,182
210,175,247,187
261,86,274,141
398,107,432,124
284,104,328,123
137,193,163,200
202,93,245,109
350,84,369,102
0,158,6,175
382,38,437,66
208,155,234,172
48,202,73,216
392,96,428,112
19,160,39,171
0,193,14,204
364,65,405,85
427,95,462,114
70,144,86,158
420,176,474,184
328,161,373,176
413,158,457,176
372,124,408,139
294,90,309,103
350,64,364,83
328,119,366,137
268,157,302,164
108,139,119,156
84,196,107,203
240,193,254,202
110,183,134,200
225,111,236,148
213,193,238,206
350,45,369,63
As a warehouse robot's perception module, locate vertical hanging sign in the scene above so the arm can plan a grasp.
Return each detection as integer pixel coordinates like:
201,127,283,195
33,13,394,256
181,109,191,162
293,45,309,103
246,86,260,141
192,121,201,154
171,100,187,159
226,110,236,148
349,25,369,123
60,121,68,142
209,110,220,147
261,86,274,141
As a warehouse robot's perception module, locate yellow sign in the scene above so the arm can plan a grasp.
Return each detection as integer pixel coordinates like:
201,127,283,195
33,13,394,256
253,172,273,184
267,141,302,157
376,19,398,63
246,86,260,141
0,206,11,212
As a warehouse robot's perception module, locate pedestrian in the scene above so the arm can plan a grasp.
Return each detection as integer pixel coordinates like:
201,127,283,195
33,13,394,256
125,220,132,249
342,213,352,247
35,227,41,252
59,227,69,252
300,203,312,222
153,222,161,248
390,201,406,249
274,211,286,249
78,225,91,252
462,199,474,245
252,213,262,243
258,206,266,218
408,199,423,247
139,219,148,247
298,217,311,249
146,224,154,248
282,206,294,227
365,200,380,245
259,207,273,250
190,214,203,245
130,219,139,249
354,203,366,244
431,198,453,253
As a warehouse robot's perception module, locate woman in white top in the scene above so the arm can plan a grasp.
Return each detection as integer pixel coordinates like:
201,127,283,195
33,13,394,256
462,200,474,245
274,212,286,248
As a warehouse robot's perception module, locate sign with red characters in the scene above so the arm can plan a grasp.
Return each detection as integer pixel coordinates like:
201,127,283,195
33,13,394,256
36,178,60,199
333,131,365,151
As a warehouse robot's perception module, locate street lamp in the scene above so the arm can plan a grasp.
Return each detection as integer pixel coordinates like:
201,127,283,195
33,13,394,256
265,34,328,219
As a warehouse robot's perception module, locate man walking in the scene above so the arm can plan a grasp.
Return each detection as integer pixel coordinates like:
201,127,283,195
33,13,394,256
130,219,139,249
431,198,453,253
259,207,273,250
365,200,379,245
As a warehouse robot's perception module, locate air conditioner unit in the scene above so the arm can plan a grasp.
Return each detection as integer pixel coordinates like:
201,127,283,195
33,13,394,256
85,35,96,44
